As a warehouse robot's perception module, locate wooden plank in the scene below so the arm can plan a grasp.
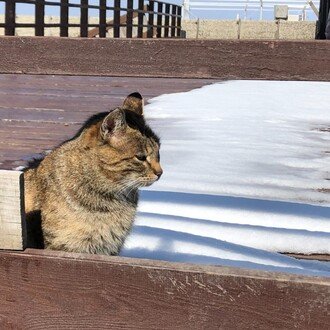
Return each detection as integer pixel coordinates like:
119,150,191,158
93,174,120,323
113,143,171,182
0,74,216,170
0,170,25,250
0,38,329,80
0,249,329,329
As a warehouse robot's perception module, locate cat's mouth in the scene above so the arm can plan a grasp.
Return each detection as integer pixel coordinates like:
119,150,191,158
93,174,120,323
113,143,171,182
138,176,159,187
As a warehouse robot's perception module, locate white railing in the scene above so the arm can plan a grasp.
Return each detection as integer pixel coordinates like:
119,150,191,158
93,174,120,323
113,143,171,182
183,0,320,20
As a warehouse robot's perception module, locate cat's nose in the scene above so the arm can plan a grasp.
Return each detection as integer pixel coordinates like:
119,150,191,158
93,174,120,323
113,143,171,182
155,168,163,179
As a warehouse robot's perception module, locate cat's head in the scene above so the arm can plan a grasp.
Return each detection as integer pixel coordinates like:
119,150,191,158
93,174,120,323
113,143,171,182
92,92,162,193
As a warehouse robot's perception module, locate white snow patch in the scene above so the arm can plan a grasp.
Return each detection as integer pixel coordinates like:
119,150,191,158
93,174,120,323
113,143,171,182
120,80,330,277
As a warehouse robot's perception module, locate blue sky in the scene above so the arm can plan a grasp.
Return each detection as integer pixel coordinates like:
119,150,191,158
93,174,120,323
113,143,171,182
0,0,319,21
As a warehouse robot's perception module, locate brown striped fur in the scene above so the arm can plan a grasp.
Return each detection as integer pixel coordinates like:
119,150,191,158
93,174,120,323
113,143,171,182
24,93,162,255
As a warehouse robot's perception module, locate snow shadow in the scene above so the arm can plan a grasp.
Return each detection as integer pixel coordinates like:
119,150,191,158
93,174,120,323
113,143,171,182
140,190,330,220
122,226,330,277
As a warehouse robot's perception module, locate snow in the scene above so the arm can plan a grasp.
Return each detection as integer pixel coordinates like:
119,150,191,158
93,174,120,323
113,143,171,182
120,80,330,277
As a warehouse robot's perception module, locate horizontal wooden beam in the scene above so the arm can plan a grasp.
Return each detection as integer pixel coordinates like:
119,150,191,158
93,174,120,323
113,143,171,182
0,37,329,80
0,249,329,329
0,170,25,250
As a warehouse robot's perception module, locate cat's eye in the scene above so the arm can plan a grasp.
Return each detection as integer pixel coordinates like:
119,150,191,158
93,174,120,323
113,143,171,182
135,154,147,162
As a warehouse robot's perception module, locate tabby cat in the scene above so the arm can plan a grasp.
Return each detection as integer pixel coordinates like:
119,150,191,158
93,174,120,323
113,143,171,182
24,92,162,255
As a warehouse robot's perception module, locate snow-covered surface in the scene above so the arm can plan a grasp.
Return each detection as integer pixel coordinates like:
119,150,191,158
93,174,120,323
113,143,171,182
120,81,330,277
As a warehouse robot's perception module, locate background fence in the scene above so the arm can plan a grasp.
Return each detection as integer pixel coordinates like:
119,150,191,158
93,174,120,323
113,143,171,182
0,0,182,38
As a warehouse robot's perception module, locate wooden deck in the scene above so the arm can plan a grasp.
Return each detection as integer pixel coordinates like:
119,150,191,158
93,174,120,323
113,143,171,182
0,74,217,170
0,38,329,329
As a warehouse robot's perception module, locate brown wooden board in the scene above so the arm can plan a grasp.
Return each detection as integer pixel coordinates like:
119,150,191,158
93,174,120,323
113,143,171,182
0,249,329,329
0,74,217,170
0,37,329,80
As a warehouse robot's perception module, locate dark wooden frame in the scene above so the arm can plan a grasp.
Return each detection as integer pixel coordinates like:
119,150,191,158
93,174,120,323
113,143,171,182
0,0,182,38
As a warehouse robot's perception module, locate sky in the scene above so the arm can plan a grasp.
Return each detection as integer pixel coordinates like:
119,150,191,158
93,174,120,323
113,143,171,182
0,0,320,21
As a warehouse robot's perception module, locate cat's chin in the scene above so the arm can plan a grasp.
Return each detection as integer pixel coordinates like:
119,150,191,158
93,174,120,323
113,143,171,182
139,178,158,187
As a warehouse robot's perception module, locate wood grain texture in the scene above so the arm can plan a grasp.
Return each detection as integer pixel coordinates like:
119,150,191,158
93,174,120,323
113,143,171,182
0,37,329,80
0,170,25,250
0,74,217,170
0,249,329,329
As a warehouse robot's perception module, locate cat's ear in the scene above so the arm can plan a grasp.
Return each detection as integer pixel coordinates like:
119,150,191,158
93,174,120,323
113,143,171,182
123,92,144,116
100,108,127,139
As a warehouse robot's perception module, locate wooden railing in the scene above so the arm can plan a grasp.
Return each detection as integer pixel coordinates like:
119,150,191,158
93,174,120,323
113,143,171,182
0,0,182,38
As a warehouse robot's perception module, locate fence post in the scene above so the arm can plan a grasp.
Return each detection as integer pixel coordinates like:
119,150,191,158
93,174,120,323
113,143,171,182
114,0,121,38
147,1,155,38
80,0,88,37
164,3,170,38
5,0,16,36
99,0,107,38
157,1,163,38
126,0,133,38
171,5,176,37
60,0,69,37
35,0,45,36
137,0,144,38
177,6,182,37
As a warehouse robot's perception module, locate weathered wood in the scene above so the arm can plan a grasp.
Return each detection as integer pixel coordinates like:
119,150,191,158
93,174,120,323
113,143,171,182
0,38,329,80
0,249,329,329
0,170,25,250
0,74,216,170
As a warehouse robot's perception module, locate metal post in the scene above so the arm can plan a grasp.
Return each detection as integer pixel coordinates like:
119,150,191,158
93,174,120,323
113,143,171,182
244,0,250,20
259,0,263,20
183,0,190,20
